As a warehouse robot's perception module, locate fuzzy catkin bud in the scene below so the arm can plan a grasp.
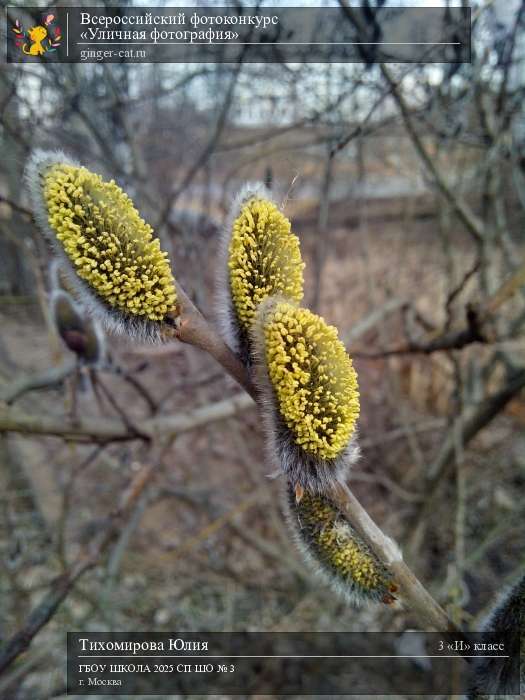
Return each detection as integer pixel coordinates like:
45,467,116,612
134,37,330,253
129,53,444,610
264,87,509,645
51,290,104,367
253,297,360,492
26,150,177,341
468,575,524,699
284,482,397,605
217,183,304,363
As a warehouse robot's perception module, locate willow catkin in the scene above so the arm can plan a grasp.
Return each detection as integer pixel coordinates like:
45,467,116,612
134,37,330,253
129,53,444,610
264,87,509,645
217,183,304,363
284,483,397,605
26,150,177,341
253,297,360,492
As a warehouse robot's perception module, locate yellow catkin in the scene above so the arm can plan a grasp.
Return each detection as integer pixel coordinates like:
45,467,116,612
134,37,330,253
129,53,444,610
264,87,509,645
228,197,304,336
263,302,359,460
292,489,395,600
43,164,176,322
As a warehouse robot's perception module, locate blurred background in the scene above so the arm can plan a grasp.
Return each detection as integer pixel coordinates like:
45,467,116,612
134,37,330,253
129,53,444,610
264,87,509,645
0,1,524,698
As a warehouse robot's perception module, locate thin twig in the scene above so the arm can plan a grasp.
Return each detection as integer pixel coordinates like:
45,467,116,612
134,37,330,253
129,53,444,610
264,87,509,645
116,369,158,415
57,445,105,569
445,259,481,331
409,368,525,552
0,360,76,405
337,0,485,246
0,441,169,674
155,55,246,232
91,372,149,440
0,392,254,442
0,195,33,219
353,262,525,358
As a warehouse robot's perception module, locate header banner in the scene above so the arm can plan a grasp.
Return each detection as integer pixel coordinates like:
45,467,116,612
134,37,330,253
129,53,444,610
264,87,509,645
6,6,471,64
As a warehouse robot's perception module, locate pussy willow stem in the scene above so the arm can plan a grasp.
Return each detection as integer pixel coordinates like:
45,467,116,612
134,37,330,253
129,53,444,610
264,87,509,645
165,284,257,401
162,280,467,640
331,482,469,644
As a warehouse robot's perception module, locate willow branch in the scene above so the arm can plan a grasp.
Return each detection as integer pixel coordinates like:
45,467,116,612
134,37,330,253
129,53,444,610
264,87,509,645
331,483,468,640
13,132,478,645
159,291,466,637
166,284,257,400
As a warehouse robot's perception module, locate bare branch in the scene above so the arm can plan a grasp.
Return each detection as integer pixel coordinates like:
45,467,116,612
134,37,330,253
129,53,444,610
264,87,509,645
379,63,485,246
337,0,485,245
0,360,76,405
155,57,245,232
167,284,256,400
0,392,254,442
353,262,525,358
331,482,468,640
0,442,169,674
410,368,525,552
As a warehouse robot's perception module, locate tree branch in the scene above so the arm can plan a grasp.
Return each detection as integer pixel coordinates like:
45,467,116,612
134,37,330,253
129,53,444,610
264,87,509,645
409,368,525,552
0,442,169,674
0,360,76,404
0,392,254,442
337,0,484,245
378,63,485,245
158,265,473,639
167,284,256,401
331,482,468,641
353,262,525,358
